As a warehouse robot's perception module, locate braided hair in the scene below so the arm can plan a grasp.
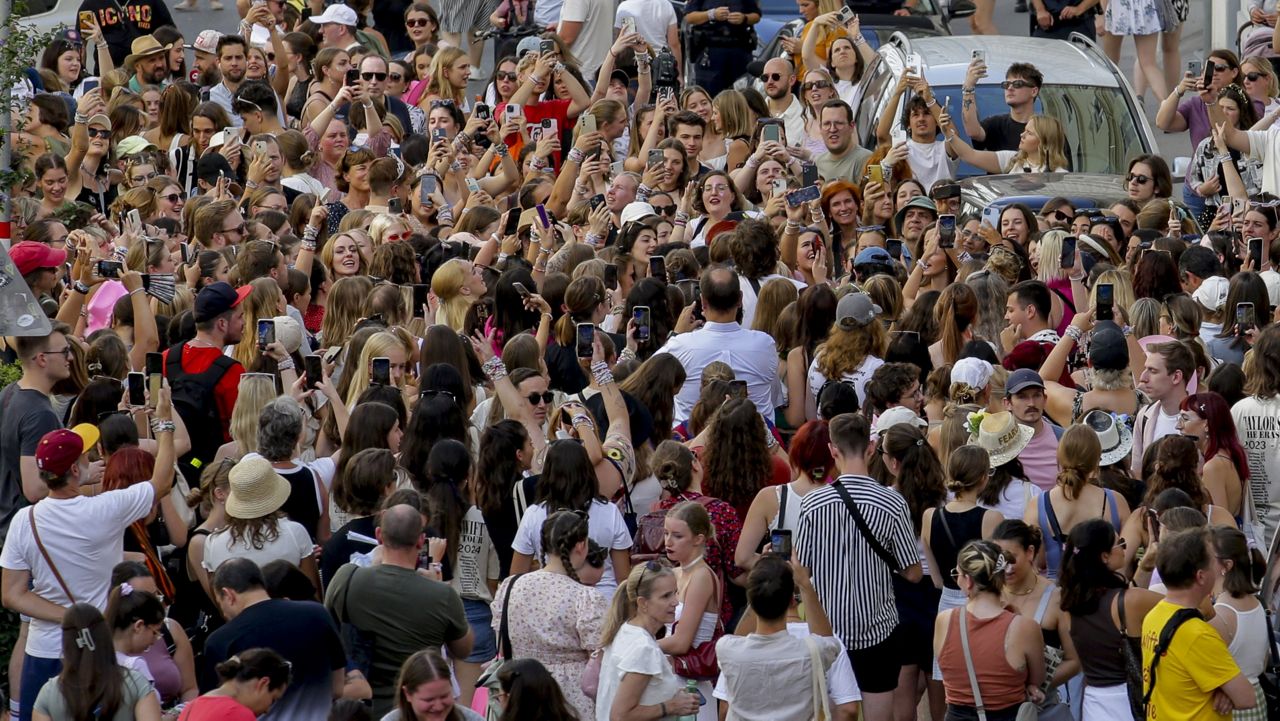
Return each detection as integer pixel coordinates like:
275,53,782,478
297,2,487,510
540,510,590,584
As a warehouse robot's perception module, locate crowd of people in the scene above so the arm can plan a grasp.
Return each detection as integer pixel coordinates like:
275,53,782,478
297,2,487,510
9,0,1280,718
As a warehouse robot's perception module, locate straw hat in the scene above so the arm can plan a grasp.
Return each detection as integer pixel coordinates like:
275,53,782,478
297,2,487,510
969,410,1034,468
124,35,172,67
225,456,291,520
1084,409,1133,467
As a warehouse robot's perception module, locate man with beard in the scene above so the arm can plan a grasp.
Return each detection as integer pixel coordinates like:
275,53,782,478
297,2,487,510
813,100,872,187
763,58,805,145
186,30,222,88
893,196,936,260
206,35,248,126
124,35,172,92
1003,369,1060,491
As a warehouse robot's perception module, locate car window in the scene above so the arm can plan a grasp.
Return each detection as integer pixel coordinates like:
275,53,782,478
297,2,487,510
16,0,57,15
855,59,896,147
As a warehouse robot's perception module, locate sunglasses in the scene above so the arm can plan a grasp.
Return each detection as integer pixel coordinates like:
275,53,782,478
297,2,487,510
650,204,676,216
405,17,431,27
801,80,833,91
637,559,665,588
1001,79,1036,90
496,71,518,82
361,71,387,81
1210,63,1231,73
1126,173,1152,185
1245,72,1265,82
221,223,246,235
431,99,455,108
160,191,185,203
388,72,403,81
421,388,457,402
526,391,554,405
762,72,787,82
1047,209,1072,223
87,128,111,140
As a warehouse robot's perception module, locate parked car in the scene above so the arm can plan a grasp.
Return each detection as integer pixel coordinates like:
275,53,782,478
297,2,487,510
853,34,1160,177
18,0,78,32
958,172,1130,228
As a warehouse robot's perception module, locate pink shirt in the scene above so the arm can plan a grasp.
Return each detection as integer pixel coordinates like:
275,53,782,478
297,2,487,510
1020,419,1061,492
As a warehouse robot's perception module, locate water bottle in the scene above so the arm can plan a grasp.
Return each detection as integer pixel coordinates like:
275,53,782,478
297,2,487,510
676,679,698,721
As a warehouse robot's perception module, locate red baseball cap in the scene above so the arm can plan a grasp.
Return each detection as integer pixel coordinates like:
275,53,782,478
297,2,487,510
10,242,67,277
35,424,100,477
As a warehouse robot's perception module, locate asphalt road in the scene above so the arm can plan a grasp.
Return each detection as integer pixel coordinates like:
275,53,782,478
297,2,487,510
168,0,1203,159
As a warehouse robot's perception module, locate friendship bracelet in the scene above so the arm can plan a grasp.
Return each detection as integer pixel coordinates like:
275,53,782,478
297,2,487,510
302,226,320,242
150,419,176,435
570,413,596,430
277,357,295,371
482,356,508,382
567,147,586,165
591,360,614,386
1064,325,1083,342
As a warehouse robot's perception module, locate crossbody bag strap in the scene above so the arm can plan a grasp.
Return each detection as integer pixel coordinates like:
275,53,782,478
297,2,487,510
1143,608,1203,706
1041,492,1067,544
29,508,75,604
499,573,523,660
777,484,789,531
805,635,832,721
957,609,987,721
1260,594,1279,674
1116,589,1128,637
831,482,901,573
937,506,958,549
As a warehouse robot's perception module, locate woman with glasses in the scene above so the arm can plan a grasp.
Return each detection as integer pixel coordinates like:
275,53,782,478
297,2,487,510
799,13,874,109
33,604,162,721
146,176,186,224
105,575,175,707
1241,56,1280,113
108,562,198,709
492,510,610,719
1059,518,1161,721
800,69,840,158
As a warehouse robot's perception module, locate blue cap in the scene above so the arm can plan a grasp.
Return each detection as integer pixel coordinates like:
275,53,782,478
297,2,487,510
1005,368,1045,395
854,247,893,266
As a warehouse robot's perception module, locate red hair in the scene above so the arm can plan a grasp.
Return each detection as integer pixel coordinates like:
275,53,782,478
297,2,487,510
103,446,156,492
789,420,833,482
1181,392,1249,482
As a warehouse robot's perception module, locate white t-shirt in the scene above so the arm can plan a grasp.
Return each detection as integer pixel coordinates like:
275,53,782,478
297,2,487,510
201,518,313,574
808,353,884,407
713,624,860,710
596,622,683,721
1151,407,1180,445
614,0,675,49
453,506,501,603
512,499,633,597
560,0,614,77
906,139,954,192
0,483,156,658
739,273,806,329
1245,129,1280,197
1233,395,1280,549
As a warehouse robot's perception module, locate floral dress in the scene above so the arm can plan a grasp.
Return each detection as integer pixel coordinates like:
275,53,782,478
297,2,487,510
492,570,609,720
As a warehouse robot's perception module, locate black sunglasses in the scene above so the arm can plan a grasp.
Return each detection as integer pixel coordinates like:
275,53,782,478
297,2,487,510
762,72,787,82
1001,79,1036,90
361,71,387,81
420,388,457,403
431,99,455,109
526,391,554,405
1245,72,1265,82
405,17,432,27
87,128,112,140
1126,173,1152,185
801,80,832,91
496,71,518,82
650,204,676,216
637,559,665,588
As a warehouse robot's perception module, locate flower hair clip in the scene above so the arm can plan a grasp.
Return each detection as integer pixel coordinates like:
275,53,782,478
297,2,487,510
966,410,987,437
119,582,134,596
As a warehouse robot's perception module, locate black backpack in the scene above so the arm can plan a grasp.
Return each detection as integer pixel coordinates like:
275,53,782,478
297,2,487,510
164,343,236,486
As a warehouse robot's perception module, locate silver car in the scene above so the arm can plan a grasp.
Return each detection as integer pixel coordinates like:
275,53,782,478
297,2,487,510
852,33,1160,177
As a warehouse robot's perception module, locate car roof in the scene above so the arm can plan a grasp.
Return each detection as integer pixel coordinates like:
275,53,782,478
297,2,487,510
887,36,1120,88
959,172,1130,218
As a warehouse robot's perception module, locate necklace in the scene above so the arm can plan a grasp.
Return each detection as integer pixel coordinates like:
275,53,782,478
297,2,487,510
1007,576,1038,596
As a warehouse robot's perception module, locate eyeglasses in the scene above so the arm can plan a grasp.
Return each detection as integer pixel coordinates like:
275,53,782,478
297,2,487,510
87,128,111,140
405,17,432,27
1126,173,1152,185
421,388,457,402
496,71,518,82
801,80,833,91
762,72,787,82
1001,79,1036,90
160,191,185,203
361,71,388,81
949,567,962,581
388,73,403,81
1245,72,1265,82
1113,537,1128,551
40,346,73,360
526,391,554,405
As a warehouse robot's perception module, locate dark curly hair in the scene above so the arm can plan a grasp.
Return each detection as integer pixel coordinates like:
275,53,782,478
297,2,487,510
1143,434,1207,509
729,219,780,280
701,397,772,512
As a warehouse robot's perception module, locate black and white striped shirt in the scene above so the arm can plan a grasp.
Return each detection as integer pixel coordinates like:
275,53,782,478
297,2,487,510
796,474,917,651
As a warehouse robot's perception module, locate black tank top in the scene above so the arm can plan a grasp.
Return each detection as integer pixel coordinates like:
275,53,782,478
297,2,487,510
277,464,322,543
932,505,989,590
1069,587,1132,686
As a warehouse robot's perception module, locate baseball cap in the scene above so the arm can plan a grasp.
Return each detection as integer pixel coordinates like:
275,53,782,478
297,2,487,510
187,29,223,55
1005,368,1046,395
195,153,243,195
516,36,542,58
55,28,83,46
951,357,993,390
1192,275,1230,312
35,424,100,476
116,135,158,157
312,3,358,26
853,247,892,266
610,69,631,87
871,406,927,438
194,282,252,322
10,241,67,276
836,292,881,329
1089,321,1129,371
619,202,656,225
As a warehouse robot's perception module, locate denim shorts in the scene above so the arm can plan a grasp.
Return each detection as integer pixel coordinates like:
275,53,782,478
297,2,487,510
464,598,497,663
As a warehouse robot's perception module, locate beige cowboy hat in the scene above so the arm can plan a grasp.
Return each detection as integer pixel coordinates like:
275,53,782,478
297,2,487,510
969,410,1034,468
125,35,173,67
225,456,292,520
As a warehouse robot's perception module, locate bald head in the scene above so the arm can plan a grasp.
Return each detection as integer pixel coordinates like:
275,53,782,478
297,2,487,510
763,58,796,101
700,266,742,314
379,504,424,550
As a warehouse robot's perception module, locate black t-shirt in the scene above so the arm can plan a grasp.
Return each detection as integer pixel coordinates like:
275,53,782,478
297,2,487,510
483,475,537,577
77,180,118,216
973,114,1025,152
0,385,61,541
683,0,762,45
321,515,378,586
78,0,177,68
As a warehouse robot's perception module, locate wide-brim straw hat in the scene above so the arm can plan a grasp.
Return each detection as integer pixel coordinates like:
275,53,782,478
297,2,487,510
1084,409,1134,467
970,410,1034,468
225,456,291,520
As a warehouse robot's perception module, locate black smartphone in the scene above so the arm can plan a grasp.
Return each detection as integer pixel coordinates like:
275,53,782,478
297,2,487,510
785,185,821,207
938,214,956,249
474,103,491,121
634,305,651,342
513,282,532,299
801,162,819,188
145,352,163,406
371,357,391,386
886,238,905,260
1250,236,1264,268
761,123,781,145
648,149,664,167
420,175,437,203
1202,60,1215,88
604,263,619,291
730,379,748,399
1096,283,1114,322
540,39,556,55
575,323,594,358
257,319,274,350
770,529,793,560
1147,508,1161,542
590,193,606,211
346,68,360,86
1238,302,1256,335
431,127,447,143
388,197,403,215
649,255,666,281
95,260,123,278
411,284,429,317
304,354,323,391
127,372,146,407
1060,235,1076,269
503,207,521,236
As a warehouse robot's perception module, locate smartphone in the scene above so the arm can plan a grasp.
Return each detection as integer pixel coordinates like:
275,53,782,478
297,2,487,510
127,209,141,232
371,357,391,386
836,5,855,24
127,372,146,407
474,103,491,121
621,15,637,35
1096,283,1115,322
770,529,793,560
801,162,819,188
786,185,821,207
513,281,532,299
1250,236,1264,268
78,10,94,31
938,214,956,249
540,39,556,55
575,323,595,358
506,103,522,119
388,197,403,215
771,178,787,197
581,113,597,134
420,174,438,202
257,318,275,350
145,352,163,406
1060,234,1076,269
869,164,885,184
730,379,748,399
1238,302,1256,335
431,127,448,143
658,86,674,105
906,53,923,72
503,207,521,236
972,49,986,64
761,123,781,145
466,177,481,194
1202,60,1215,88
886,238,905,260
412,284,429,317
304,354,323,391
604,263,619,291
649,255,666,280
535,204,550,229
1147,508,1161,542
82,78,100,94
346,68,360,86
589,193,606,211
540,118,558,138
648,149,665,167
634,305,651,342
95,260,123,278
1187,60,1202,79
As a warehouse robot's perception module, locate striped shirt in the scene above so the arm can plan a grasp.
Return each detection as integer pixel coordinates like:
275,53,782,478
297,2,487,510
797,474,917,651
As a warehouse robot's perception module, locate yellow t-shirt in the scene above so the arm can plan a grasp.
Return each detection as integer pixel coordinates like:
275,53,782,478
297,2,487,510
1140,600,1242,721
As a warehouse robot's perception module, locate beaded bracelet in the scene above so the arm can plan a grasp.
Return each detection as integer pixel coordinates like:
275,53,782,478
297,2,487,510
567,147,586,165
674,211,690,224
150,419,176,435
636,184,653,202
300,241,317,252
591,361,614,386
482,356,508,382
302,226,320,241
277,357,296,371
618,347,638,363
571,413,596,431
1064,326,1083,342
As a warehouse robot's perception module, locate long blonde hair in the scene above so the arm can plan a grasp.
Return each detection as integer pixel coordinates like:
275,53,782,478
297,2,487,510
713,90,753,139
600,562,675,647
232,278,284,367
344,330,411,405
230,374,278,455
320,276,374,347
1005,115,1068,173
422,47,467,107
430,259,474,332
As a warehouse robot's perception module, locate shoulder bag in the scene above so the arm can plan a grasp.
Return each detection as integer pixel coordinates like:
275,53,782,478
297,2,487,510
831,482,901,573
478,574,523,721
956,608,1039,721
330,565,374,677
805,636,833,721
1256,596,1280,719
671,568,725,680
1115,589,1147,721
29,508,75,604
